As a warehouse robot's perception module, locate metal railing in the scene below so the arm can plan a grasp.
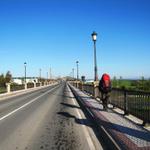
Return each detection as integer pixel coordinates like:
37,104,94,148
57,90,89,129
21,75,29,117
80,83,94,96
0,81,56,95
111,88,150,124
11,84,25,91
36,83,40,87
70,81,150,125
27,83,34,89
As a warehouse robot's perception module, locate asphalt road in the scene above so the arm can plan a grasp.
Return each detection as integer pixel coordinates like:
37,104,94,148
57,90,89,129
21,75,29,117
0,82,102,150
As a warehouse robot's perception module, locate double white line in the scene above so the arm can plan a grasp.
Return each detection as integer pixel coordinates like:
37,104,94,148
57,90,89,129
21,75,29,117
0,85,60,121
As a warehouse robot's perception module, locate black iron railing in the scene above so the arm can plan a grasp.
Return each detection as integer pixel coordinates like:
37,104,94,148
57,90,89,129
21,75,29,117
11,84,24,91
27,83,34,88
70,81,150,125
111,88,150,124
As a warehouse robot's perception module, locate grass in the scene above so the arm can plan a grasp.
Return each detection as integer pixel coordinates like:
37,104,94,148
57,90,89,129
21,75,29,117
112,79,150,92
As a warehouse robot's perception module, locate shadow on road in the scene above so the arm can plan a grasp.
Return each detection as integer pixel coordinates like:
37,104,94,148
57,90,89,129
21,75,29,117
51,93,75,99
57,112,93,127
60,102,81,109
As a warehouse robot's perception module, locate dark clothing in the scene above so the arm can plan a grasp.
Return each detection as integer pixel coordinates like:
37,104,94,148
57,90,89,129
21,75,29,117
101,92,110,110
99,79,111,110
99,79,111,93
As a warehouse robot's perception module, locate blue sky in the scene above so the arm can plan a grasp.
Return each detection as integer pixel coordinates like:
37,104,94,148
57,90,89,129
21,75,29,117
0,0,150,79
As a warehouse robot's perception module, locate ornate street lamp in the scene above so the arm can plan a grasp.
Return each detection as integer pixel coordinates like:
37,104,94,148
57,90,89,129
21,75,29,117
24,62,27,83
91,31,98,81
76,61,79,80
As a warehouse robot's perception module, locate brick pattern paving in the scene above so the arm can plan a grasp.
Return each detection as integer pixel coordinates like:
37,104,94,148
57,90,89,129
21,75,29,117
70,85,150,150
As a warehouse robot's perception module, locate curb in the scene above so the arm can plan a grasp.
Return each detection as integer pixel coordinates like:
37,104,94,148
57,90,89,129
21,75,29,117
68,83,120,150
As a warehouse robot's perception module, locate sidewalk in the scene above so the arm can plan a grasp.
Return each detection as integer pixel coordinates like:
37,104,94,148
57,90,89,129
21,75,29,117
69,84,150,150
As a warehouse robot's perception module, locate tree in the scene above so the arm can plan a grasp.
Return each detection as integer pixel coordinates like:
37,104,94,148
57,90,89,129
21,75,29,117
0,74,6,87
5,71,12,83
144,78,150,91
112,76,117,88
119,76,123,87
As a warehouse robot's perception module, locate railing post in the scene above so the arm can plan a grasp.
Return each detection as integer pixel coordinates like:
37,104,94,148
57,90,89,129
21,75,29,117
6,83,11,93
40,82,42,87
143,94,150,126
25,83,27,90
81,82,84,91
93,81,99,98
76,81,78,88
93,82,96,98
34,82,36,88
124,90,129,115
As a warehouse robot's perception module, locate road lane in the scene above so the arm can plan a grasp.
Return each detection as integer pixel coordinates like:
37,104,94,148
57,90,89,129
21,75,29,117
0,82,100,150
0,84,59,119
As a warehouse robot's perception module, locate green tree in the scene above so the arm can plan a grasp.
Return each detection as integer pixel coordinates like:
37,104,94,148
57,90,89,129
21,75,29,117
141,76,145,90
119,76,123,87
5,71,12,83
112,76,117,88
0,74,6,87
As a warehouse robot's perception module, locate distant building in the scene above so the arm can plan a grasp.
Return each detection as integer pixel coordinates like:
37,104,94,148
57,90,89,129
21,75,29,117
13,78,23,85
12,77,38,85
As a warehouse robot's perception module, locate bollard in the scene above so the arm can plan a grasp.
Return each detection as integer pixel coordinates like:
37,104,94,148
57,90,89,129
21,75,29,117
6,83,11,93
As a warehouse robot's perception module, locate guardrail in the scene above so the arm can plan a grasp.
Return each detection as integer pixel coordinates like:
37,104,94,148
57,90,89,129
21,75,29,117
11,84,25,92
111,88,150,125
70,81,150,125
0,81,57,94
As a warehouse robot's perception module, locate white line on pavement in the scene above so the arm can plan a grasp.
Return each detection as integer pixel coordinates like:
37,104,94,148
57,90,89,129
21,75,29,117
68,84,121,150
67,85,99,150
0,85,60,122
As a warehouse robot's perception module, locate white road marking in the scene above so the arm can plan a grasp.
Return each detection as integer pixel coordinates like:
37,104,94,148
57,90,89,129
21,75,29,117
67,85,98,150
0,85,60,121
68,84,121,150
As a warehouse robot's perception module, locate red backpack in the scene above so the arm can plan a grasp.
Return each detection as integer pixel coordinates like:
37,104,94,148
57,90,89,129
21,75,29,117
99,73,111,93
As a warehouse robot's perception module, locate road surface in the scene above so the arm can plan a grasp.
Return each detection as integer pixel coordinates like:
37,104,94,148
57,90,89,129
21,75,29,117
0,82,102,150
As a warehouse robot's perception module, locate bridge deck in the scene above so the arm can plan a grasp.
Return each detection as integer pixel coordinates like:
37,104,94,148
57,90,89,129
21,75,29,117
69,84,150,150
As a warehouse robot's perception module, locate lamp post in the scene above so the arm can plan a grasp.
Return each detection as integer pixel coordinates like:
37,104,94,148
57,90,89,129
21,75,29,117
47,72,48,81
76,61,79,80
39,68,41,82
91,31,98,81
24,62,27,83
49,68,51,79
72,68,74,79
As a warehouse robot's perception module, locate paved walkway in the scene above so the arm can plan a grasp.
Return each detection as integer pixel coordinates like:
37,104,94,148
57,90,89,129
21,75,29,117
69,84,150,150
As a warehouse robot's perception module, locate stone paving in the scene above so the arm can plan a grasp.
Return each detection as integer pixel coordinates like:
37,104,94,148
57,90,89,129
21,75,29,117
69,84,150,150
